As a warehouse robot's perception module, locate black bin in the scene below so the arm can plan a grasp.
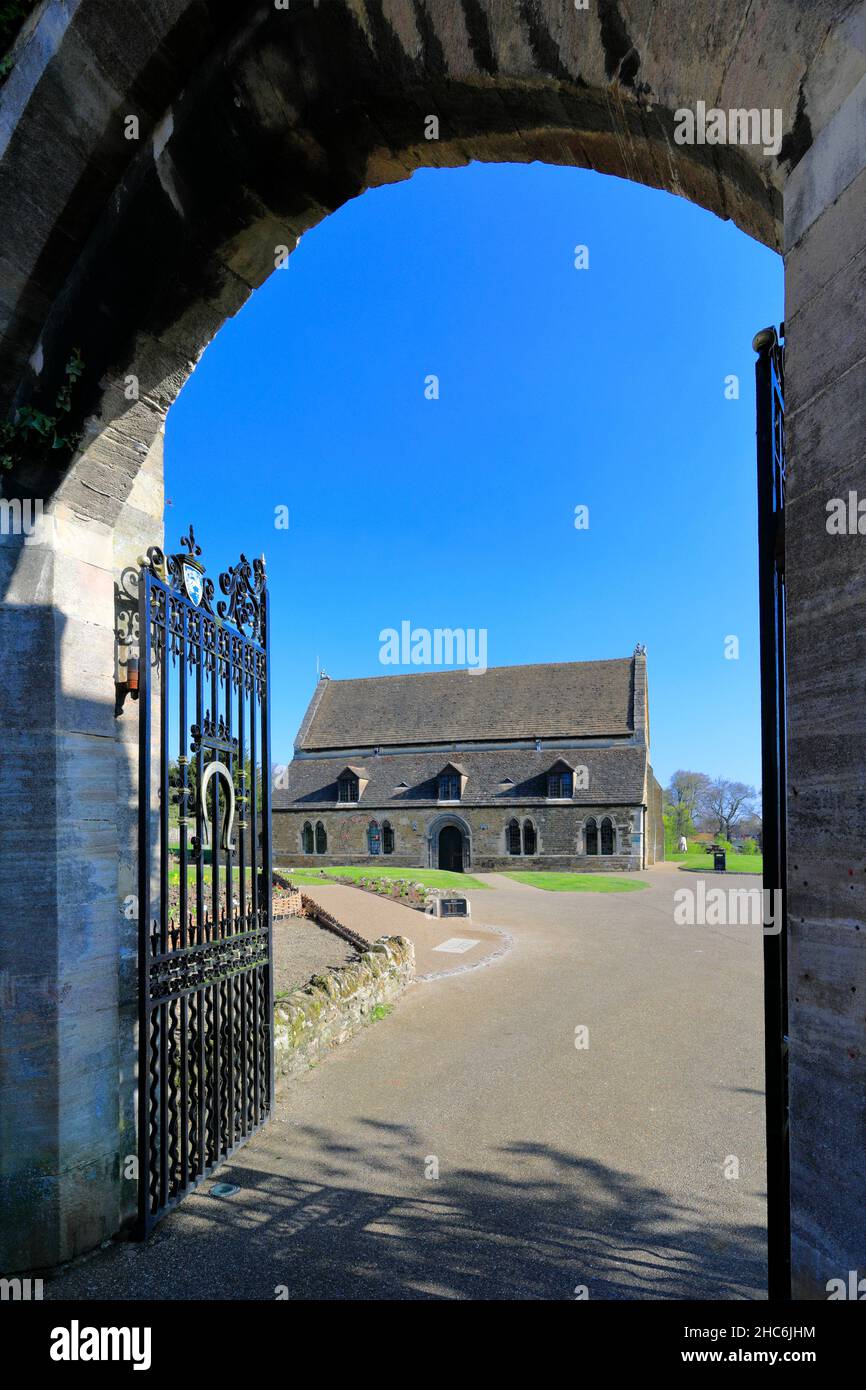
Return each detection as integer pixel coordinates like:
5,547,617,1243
713,850,727,872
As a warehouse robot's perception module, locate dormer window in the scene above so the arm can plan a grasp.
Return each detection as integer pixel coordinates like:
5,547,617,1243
338,772,359,803
336,765,368,802
439,772,461,801
547,767,573,799
437,763,466,802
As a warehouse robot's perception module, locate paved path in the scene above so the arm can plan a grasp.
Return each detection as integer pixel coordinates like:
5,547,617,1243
45,868,766,1301
303,882,509,979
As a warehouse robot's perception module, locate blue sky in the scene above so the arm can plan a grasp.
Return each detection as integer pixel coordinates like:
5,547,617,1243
165,161,783,790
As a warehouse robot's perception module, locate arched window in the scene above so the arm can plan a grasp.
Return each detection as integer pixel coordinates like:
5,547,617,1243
315,821,327,855
523,820,537,856
368,820,381,855
585,818,598,855
383,822,394,855
507,819,522,855
338,772,359,803
302,821,314,855
601,817,615,855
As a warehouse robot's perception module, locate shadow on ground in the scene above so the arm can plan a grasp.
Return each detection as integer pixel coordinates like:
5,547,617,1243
45,1119,766,1301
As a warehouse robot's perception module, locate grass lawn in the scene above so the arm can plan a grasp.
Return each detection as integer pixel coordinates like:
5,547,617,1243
503,871,648,893
168,864,252,888
668,851,763,874
275,864,490,891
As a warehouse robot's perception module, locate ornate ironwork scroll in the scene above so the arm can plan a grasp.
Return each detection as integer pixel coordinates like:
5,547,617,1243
137,525,273,1236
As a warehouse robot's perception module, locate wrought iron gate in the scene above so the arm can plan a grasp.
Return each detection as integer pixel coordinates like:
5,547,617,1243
137,527,273,1235
754,325,791,1300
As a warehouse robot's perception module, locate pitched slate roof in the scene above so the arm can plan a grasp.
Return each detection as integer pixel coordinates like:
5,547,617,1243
274,745,648,810
296,659,636,751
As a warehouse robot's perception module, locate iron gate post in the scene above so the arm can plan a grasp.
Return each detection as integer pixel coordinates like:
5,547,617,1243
754,325,791,1302
136,549,154,1238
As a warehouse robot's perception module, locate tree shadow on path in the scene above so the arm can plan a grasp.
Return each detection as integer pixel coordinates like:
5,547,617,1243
44,1119,766,1301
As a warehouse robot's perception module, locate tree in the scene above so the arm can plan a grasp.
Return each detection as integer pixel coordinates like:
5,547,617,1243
664,770,712,840
738,810,763,848
663,812,680,856
702,778,757,841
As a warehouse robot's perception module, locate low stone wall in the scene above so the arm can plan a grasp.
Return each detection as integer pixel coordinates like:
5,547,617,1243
473,854,640,873
279,854,642,873
274,936,414,1085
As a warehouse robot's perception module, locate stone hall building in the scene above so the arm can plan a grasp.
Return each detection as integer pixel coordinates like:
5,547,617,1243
274,650,664,873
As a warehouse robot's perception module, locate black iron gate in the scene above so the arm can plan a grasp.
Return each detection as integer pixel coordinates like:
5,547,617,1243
137,526,273,1235
754,325,791,1301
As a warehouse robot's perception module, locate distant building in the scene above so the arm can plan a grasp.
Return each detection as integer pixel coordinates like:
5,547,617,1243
274,651,664,872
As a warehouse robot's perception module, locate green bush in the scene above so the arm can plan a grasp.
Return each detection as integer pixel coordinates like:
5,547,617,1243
741,838,758,855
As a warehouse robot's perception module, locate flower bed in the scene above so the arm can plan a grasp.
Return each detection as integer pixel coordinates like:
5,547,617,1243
325,874,430,911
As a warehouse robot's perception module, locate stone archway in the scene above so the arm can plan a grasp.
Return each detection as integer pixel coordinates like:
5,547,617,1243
1,1,865,1294
428,812,472,871
438,825,465,873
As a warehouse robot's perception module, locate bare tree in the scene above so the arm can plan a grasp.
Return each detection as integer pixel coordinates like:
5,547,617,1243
702,778,757,841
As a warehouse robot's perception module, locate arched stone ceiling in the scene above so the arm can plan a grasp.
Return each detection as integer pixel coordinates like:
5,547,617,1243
0,0,863,516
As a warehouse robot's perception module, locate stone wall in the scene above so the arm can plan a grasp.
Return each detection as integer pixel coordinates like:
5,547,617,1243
274,936,414,1085
646,772,665,866
783,69,866,1300
0,437,162,1269
274,804,644,872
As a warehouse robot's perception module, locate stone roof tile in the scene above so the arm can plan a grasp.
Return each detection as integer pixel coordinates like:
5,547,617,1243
276,745,647,809
298,658,635,750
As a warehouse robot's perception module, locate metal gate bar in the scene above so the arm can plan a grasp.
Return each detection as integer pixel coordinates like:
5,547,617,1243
754,325,791,1301
137,529,273,1236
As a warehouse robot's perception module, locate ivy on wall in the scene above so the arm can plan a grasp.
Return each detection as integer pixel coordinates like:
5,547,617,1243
0,349,85,472
0,6,85,479
0,1,39,84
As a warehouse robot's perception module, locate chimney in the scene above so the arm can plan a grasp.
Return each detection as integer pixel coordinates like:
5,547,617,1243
632,645,649,751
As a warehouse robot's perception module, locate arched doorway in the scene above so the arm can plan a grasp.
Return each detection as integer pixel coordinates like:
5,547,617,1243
438,824,464,873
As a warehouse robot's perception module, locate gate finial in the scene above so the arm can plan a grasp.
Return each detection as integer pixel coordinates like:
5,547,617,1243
180,524,202,558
